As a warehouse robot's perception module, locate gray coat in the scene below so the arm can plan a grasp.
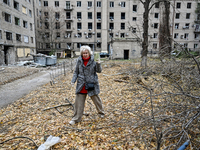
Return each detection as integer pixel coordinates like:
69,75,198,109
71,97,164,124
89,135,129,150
71,55,102,96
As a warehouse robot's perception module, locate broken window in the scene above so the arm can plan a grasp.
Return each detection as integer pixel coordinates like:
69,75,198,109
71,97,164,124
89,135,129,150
28,10,31,18
97,43,101,48
77,33,82,38
55,43,61,49
56,32,60,38
184,33,189,40
23,20,28,28
194,33,199,39
46,43,50,48
44,12,48,17
154,23,158,29
15,17,20,26
45,32,49,38
5,13,11,23
175,23,179,29
133,5,137,12
154,33,158,38
6,32,12,40
16,34,21,41
30,23,33,30
14,1,19,10
153,43,157,49
194,44,198,49
45,22,49,29
132,17,137,21
3,0,10,5
120,33,125,38
174,33,178,39
155,13,159,18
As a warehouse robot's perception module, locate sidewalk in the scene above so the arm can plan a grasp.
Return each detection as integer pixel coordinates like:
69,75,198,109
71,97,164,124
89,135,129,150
0,70,50,108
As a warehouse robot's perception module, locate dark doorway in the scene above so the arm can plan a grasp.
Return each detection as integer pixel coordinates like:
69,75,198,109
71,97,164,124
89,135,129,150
65,50,71,58
124,50,129,59
4,46,9,65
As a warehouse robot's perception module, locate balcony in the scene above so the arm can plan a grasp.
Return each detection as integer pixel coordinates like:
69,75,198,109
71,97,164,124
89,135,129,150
65,17,73,22
64,7,73,11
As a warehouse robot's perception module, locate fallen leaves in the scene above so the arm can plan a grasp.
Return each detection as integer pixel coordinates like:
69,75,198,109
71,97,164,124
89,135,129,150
0,60,200,149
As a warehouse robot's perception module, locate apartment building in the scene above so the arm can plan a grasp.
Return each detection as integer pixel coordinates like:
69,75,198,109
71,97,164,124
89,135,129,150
0,0,36,65
34,0,142,59
34,0,199,59
0,0,199,65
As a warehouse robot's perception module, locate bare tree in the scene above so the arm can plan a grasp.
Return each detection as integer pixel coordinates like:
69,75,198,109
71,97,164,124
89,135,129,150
159,1,172,58
36,7,66,55
139,0,171,67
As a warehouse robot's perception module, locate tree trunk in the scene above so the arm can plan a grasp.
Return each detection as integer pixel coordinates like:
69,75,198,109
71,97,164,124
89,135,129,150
141,1,150,68
159,1,171,58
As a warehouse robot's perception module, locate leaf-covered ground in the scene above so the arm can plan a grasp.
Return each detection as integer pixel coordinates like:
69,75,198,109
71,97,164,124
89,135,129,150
0,60,199,149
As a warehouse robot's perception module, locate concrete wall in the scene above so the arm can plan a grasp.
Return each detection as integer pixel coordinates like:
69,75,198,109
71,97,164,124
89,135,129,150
0,50,5,65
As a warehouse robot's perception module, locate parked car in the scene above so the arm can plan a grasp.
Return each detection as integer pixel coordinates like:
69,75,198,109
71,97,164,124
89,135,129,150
100,52,109,58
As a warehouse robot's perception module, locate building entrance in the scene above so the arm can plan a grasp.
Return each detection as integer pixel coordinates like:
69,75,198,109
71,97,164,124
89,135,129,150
124,50,129,59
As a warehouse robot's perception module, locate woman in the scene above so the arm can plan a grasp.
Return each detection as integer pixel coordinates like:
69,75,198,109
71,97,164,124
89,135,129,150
69,45,104,125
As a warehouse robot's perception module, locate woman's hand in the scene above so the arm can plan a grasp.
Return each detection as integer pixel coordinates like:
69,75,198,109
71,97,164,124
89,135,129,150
96,58,103,64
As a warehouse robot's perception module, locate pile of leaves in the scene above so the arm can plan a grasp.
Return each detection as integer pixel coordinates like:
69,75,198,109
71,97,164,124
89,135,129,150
0,59,199,149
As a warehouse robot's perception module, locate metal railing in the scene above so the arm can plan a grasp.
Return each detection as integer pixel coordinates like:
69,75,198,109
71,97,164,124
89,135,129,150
49,58,76,85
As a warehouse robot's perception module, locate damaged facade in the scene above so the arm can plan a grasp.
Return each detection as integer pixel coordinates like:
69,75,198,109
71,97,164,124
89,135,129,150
0,0,199,65
0,0,36,65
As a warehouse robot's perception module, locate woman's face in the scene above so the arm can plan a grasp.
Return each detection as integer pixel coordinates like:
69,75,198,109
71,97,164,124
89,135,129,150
82,50,90,59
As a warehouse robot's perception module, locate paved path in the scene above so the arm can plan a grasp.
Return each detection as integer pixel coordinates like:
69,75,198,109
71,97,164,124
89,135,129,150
0,70,51,108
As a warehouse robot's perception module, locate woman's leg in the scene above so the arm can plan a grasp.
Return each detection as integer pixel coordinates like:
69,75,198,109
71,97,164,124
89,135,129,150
90,95,105,115
71,94,87,123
